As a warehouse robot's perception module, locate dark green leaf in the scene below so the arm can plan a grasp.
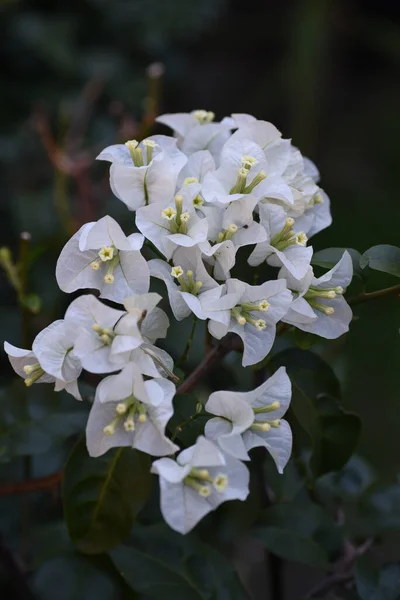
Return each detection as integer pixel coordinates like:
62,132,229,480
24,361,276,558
312,247,363,279
271,349,361,477
264,456,306,502
360,245,400,278
355,556,379,600
316,456,376,502
378,564,400,599
355,557,400,600
359,484,400,534
109,524,247,600
33,553,126,600
63,439,152,554
252,525,329,568
0,382,88,462
252,501,342,566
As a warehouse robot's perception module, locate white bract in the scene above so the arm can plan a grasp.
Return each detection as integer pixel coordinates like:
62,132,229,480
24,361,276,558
205,367,292,473
65,293,171,376
208,278,292,366
6,109,354,535
151,436,249,534
86,362,178,457
248,202,313,280
281,250,353,338
4,320,82,399
136,188,208,260
157,111,233,163
97,135,187,211
56,215,149,303
149,247,219,320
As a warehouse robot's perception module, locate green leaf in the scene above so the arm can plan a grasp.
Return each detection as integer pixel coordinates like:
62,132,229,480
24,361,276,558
359,483,400,534
271,349,361,477
355,557,400,600
252,526,329,568
251,501,341,567
316,456,376,502
0,382,88,462
355,557,380,599
109,524,247,600
312,247,363,279
360,245,400,278
63,439,152,554
264,456,306,502
33,553,126,600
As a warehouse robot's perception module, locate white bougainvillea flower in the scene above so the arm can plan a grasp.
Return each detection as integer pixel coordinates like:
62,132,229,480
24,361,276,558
136,189,208,260
248,203,313,280
199,240,236,281
276,148,332,237
199,196,267,279
97,135,187,211
228,117,293,180
56,215,149,303
157,111,233,163
64,294,142,374
176,150,215,190
123,293,175,380
280,251,353,339
202,139,270,205
86,362,178,457
205,367,292,473
292,189,332,239
209,278,292,366
4,319,82,399
151,435,249,534
149,246,218,320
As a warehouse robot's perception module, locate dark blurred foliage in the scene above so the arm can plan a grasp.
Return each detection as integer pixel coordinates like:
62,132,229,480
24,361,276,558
0,0,399,598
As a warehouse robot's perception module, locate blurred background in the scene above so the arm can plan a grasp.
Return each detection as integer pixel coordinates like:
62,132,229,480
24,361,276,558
0,0,399,598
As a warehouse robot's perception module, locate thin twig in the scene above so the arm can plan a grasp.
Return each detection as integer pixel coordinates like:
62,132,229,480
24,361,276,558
177,334,242,395
176,316,198,367
304,538,373,598
0,471,63,496
348,284,400,306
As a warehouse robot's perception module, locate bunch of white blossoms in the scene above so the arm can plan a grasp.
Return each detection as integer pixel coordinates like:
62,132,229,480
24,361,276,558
4,110,353,534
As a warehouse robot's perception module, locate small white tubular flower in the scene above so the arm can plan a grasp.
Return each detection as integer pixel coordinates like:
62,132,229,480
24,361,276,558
202,139,269,205
248,203,313,280
149,247,218,321
97,135,187,211
205,367,292,473
4,320,82,400
56,215,149,303
210,278,292,367
151,436,249,534
64,294,142,374
86,362,178,457
280,251,353,339
136,187,208,260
